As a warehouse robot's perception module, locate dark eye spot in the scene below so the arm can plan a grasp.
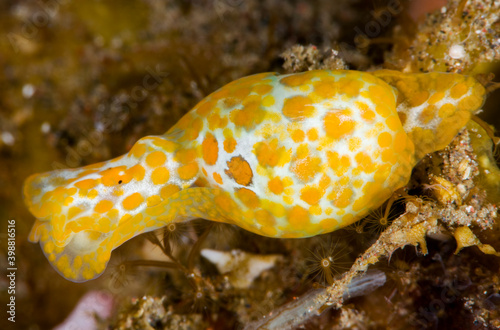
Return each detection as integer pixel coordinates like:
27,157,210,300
118,180,123,184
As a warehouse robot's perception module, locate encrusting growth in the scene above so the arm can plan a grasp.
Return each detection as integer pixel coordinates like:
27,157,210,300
365,193,403,235
23,69,486,281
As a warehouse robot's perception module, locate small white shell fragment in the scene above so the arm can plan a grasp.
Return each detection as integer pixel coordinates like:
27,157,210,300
201,249,282,289
22,83,35,98
1,132,15,146
449,44,466,59
41,122,51,134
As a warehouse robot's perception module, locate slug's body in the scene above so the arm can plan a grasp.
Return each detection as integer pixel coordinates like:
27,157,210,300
24,70,485,281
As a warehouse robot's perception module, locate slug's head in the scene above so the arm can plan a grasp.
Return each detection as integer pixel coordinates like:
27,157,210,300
24,136,180,282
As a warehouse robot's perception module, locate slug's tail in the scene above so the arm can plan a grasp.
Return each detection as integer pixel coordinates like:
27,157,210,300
373,70,486,160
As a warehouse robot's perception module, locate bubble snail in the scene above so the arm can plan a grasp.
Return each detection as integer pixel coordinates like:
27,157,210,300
24,69,485,282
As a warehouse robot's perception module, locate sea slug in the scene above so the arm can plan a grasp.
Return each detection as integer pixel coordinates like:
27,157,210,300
23,69,485,281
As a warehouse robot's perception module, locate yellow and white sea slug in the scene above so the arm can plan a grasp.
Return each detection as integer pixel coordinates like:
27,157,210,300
23,69,485,282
